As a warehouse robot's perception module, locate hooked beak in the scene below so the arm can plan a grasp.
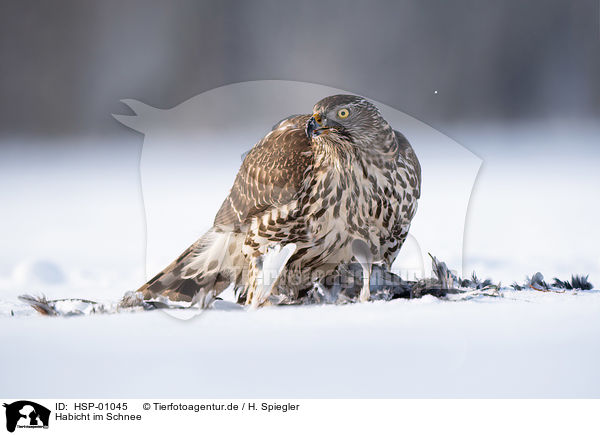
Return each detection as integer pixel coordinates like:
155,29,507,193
306,113,330,138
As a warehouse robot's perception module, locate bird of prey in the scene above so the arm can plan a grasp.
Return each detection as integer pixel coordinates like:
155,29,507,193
135,95,421,307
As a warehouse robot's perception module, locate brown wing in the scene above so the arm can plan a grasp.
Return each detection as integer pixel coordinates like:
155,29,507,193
214,115,313,230
132,115,313,304
394,129,421,199
376,130,422,267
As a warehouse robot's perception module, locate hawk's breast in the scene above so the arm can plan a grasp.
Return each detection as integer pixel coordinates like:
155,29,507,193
298,156,407,268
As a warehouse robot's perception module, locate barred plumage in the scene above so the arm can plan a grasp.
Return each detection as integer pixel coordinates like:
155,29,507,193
136,95,421,306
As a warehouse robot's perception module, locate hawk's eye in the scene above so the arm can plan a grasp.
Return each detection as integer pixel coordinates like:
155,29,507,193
337,108,350,119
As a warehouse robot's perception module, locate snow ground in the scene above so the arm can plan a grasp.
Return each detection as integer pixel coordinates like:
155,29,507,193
1,124,599,397
1,126,599,398
1,289,599,398
1,83,599,397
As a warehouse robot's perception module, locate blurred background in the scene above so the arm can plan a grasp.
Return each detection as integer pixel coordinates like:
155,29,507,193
1,0,598,135
0,0,599,303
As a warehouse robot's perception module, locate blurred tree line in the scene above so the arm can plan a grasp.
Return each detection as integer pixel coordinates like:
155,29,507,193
0,0,598,137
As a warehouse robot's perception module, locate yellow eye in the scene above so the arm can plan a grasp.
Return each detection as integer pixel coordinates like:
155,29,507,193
337,108,350,119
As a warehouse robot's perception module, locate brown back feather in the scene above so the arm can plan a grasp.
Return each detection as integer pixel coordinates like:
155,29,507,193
136,115,314,302
394,129,421,199
214,115,313,229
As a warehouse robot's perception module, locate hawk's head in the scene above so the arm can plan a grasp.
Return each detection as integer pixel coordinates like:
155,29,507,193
306,95,390,147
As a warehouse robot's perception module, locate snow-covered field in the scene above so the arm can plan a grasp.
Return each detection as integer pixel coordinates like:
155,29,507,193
1,289,599,398
1,83,599,397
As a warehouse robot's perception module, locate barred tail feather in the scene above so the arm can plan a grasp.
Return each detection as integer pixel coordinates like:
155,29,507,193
136,228,245,303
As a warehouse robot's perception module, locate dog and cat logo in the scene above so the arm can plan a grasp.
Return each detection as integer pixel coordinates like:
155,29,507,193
2,401,50,432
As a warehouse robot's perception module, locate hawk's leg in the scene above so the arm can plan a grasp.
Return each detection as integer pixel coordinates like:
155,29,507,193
246,243,297,308
352,239,373,302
